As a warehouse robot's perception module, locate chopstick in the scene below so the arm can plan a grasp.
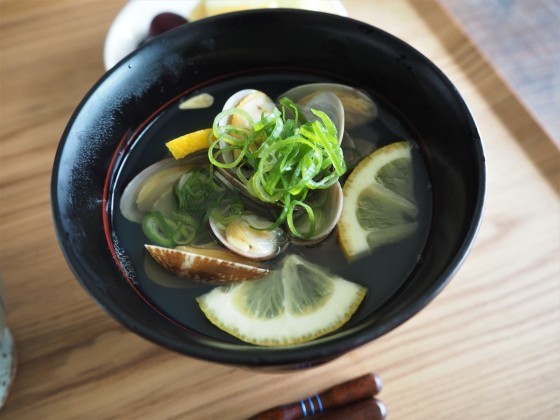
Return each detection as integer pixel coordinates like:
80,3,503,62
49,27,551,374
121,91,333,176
249,373,385,419
319,398,387,420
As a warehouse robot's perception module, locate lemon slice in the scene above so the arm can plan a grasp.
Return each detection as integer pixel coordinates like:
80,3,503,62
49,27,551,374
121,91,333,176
338,141,418,260
196,255,366,346
165,128,213,159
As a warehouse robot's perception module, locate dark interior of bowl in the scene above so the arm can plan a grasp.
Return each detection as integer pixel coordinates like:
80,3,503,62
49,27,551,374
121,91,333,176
52,9,484,369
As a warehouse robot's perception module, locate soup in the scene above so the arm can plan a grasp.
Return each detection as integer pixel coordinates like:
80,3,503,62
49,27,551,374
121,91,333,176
107,70,433,345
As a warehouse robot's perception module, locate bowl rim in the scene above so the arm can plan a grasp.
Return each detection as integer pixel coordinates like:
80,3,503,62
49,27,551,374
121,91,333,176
52,8,486,367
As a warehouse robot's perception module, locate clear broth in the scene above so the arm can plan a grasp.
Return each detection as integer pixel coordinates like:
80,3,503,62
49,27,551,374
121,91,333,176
109,71,433,344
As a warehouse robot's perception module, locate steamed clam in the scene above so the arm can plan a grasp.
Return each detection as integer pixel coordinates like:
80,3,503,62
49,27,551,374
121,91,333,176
145,244,269,284
290,90,345,144
209,212,284,261
120,153,207,223
291,182,343,245
213,89,276,196
279,83,377,129
216,89,276,163
220,89,276,129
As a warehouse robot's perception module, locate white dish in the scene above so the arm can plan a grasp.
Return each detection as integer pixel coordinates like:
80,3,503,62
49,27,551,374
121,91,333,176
103,0,347,70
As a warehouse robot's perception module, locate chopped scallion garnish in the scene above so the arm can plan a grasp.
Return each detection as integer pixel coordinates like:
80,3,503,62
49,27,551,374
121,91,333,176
208,97,346,239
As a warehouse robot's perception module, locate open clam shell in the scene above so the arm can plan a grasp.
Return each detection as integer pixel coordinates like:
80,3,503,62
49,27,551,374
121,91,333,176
209,212,285,261
279,83,377,129
220,89,275,127
213,89,275,196
145,244,269,284
291,181,343,245
298,91,345,144
119,153,207,223
216,89,275,166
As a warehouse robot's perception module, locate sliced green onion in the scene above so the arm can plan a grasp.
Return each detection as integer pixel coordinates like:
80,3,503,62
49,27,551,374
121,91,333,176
142,211,175,247
172,223,197,245
142,210,202,247
212,108,253,138
175,167,225,212
207,95,346,238
287,200,315,240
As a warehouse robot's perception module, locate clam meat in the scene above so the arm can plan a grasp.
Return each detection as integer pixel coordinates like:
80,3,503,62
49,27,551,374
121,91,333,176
210,212,284,261
222,89,276,128
213,89,278,201
217,89,275,139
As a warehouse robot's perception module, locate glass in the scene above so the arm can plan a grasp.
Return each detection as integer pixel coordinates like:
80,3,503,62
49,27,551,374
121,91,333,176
0,277,15,409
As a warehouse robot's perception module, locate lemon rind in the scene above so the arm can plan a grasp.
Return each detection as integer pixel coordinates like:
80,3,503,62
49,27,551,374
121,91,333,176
165,128,212,160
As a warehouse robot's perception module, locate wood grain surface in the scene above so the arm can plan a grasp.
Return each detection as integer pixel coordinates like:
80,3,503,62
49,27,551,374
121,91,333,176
1,0,559,419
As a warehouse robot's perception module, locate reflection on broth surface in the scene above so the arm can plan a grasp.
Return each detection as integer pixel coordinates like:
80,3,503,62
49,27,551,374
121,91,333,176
109,71,433,345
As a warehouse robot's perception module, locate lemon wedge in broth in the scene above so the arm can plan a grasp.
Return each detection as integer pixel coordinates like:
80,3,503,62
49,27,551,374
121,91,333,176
338,141,419,260
196,255,366,346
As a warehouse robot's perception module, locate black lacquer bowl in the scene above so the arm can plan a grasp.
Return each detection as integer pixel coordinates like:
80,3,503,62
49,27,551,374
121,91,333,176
52,10,485,370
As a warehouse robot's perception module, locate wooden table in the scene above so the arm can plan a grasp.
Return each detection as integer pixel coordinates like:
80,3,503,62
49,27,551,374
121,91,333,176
1,1,558,418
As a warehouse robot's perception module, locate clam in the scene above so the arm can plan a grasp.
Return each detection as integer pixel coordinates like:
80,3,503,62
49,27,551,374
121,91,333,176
216,89,276,164
145,244,269,284
120,153,207,223
213,89,277,199
290,90,345,144
291,182,343,245
279,83,377,130
209,212,284,261
220,89,276,129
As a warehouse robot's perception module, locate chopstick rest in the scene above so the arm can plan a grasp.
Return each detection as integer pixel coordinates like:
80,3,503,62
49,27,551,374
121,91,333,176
250,372,383,419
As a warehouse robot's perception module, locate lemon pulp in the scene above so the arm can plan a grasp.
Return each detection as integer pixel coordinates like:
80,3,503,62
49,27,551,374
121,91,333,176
196,255,366,346
338,141,418,260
